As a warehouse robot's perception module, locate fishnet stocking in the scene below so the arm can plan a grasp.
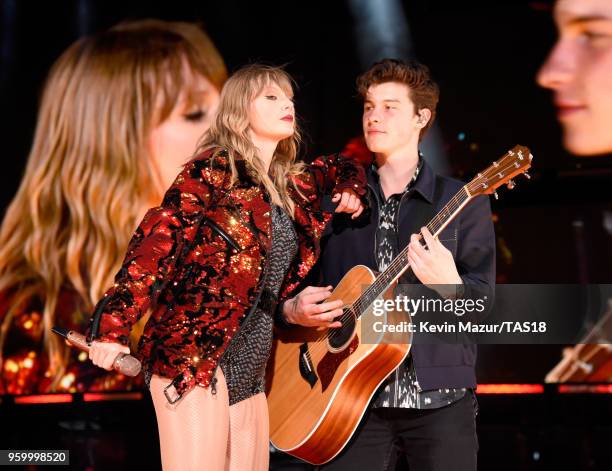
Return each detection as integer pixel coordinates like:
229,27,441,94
226,392,269,471
150,371,269,471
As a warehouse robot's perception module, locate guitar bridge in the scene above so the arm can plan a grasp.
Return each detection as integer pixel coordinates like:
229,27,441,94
299,343,318,388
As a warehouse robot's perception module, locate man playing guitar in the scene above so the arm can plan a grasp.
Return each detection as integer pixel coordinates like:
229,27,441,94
280,59,496,471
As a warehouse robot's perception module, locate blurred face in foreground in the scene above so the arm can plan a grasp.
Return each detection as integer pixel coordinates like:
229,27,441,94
148,66,220,189
538,0,612,156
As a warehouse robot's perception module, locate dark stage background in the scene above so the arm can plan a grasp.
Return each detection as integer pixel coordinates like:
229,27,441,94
3,0,612,383
2,1,612,470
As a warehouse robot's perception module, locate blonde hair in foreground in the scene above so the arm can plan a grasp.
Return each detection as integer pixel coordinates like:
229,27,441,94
199,64,306,217
0,19,227,390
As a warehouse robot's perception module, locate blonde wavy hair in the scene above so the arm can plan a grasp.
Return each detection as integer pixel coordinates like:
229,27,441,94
199,64,306,216
0,19,226,390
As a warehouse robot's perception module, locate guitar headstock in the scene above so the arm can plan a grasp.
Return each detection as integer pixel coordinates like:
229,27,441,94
467,145,533,197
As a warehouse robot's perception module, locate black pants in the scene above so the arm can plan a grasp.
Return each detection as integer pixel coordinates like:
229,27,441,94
319,391,478,471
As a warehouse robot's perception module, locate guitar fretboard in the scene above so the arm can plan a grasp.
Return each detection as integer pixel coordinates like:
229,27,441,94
351,186,471,317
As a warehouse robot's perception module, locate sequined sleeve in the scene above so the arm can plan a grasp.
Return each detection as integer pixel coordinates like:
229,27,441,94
87,152,229,346
276,154,368,304
308,153,368,201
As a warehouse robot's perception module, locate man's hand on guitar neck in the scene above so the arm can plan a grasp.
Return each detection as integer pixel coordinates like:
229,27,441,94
282,286,344,328
407,226,463,299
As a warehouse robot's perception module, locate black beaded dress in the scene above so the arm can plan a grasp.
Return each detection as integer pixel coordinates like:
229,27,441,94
219,205,298,405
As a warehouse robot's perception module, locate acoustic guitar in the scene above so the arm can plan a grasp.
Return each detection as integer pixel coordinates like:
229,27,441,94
267,145,533,464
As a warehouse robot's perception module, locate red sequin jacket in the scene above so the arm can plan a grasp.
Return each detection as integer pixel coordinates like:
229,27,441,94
87,148,366,401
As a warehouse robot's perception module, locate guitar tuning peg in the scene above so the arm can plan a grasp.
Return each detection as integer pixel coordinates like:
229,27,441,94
494,191,499,200
524,172,531,179
507,180,515,189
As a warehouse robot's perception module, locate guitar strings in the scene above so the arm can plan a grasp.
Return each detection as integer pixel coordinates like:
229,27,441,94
307,161,525,359
321,157,525,349
305,157,528,355
340,157,525,324
327,158,525,332
349,156,526,321
310,157,524,356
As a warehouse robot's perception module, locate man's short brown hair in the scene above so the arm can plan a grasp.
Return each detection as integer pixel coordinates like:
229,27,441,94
357,59,440,138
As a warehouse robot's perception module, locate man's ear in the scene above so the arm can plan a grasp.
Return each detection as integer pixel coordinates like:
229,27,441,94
416,108,432,127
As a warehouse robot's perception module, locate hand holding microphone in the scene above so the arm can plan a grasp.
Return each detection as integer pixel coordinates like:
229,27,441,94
51,326,141,377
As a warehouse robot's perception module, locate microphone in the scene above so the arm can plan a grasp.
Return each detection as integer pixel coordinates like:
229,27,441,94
51,326,142,377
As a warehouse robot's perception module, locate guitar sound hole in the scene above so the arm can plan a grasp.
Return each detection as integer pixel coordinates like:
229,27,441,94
327,307,356,352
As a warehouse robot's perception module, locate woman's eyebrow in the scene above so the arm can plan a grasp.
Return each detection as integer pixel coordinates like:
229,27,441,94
563,14,612,28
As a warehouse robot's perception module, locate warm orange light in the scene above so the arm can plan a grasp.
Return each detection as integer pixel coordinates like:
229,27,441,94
477,384,544,394
558,384,612,394
4,359,19,373
14,394,73,404
59,373,76,389
83,392,143,402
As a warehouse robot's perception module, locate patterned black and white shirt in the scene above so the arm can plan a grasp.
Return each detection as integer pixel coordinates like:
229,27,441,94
371,158,467,409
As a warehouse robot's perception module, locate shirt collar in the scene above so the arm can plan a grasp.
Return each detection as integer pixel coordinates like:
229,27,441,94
367,151,436,204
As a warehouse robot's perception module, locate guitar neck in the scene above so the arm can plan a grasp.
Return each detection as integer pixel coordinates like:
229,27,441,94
353,186,473,317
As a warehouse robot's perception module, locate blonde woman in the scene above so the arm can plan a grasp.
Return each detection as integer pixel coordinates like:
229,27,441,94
0,19,227,395
87,64,367,470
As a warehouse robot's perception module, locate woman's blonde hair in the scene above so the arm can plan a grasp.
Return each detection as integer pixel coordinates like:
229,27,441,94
199,64,306,216
0,19,227,390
